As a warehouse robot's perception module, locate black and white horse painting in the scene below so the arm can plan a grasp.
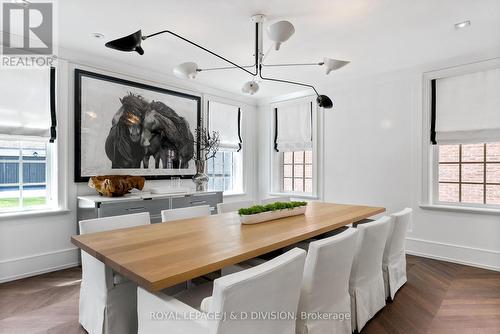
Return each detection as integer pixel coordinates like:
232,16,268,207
76,69,200,181
105,93,195,169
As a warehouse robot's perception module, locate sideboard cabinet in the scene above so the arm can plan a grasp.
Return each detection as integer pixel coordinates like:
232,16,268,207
78,191,223,224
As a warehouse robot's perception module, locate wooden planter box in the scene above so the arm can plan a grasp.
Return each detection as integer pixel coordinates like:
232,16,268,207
239,205,307,225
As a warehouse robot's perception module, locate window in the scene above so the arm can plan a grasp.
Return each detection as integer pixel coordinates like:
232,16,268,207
282,151,313,193
206,98,244,195
426,62,500,210
271,97,317,196
207,151,243,194
0,67,57,214
438,142,500,206
0,140,52,212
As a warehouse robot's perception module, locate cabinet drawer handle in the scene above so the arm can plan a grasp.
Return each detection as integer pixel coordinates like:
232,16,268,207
190,200,207,205
127,207,146,212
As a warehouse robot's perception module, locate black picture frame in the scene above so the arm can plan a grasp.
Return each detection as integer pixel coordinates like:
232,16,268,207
74,69,201,182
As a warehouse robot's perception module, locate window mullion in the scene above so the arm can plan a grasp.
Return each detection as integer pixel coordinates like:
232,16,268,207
282,154,285,192
458,145,462,203
19,146,24,209
302,151,306,192
224,152,228,191
483,144,487,204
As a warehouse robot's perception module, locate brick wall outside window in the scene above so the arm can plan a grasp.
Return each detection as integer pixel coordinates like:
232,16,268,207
438,143,500,205
282,151,313,193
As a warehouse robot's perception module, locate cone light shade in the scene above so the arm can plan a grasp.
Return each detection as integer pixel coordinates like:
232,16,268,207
316,95,333,109
105,30,144,55
267,21,295,50
242,81,259,95
324,58,350,75
173,62,199,79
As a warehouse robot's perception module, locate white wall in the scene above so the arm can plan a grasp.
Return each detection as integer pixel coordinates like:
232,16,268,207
0,49,258,283
257,52,500,271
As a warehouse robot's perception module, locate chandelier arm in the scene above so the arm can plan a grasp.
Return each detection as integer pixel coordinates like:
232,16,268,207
143,30,258,76
262,62,324,68
259,66,320,96
198,65,256,72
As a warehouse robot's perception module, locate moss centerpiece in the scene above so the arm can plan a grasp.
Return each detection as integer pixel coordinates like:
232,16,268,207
238,201,308,224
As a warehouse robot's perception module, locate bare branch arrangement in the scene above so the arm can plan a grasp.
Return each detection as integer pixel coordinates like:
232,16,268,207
191,127,220,162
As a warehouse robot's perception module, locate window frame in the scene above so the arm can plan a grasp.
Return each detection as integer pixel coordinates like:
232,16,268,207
422,58,500,213
270,96,319,198
0,138,56,213
0,61,72,219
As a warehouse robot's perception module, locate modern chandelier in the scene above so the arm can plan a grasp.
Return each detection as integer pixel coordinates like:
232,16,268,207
105,14,349,109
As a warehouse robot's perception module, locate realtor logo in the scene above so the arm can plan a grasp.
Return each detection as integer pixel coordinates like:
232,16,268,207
2,2,53,55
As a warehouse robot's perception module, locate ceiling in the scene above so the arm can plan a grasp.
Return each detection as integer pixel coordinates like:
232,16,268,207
56,0,500,99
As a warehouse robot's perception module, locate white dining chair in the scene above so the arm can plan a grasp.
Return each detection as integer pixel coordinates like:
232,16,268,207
297,227,358,334
349,216,392,332
217,200,254,214
137,248,307,334
78,212,151,334
383,208,412,300
161,205,211,222
260,196,291,205
225,227,351,276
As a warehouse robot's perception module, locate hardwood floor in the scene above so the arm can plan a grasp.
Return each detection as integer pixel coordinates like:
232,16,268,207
0,267,83,334
0,255,499,334
362,256,500,334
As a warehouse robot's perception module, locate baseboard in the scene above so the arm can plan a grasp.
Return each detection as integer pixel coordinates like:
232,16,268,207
406,237,500,272
0,247,80,283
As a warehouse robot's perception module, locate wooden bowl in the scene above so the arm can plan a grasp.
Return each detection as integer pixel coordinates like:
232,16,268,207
88,175,145,197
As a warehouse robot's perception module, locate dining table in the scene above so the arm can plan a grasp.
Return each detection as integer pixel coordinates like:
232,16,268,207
71,201,385,292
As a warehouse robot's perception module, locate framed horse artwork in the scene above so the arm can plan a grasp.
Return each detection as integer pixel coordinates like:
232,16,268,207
74,69,201,182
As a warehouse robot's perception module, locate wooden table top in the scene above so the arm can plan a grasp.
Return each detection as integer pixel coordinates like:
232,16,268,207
71,202,384,292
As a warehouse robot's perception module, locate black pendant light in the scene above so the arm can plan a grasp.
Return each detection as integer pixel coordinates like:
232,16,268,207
105,30,144,55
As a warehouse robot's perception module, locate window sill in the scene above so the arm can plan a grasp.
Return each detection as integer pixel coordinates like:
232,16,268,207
419,204,500,216
0,207,70,220
268,192,319,200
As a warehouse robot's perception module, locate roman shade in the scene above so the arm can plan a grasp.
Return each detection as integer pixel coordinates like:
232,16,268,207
274,100,312,152
0,67,56,142
208,100,242,151
432,67,500,144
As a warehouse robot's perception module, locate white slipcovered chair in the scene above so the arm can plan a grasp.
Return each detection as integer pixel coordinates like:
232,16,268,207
349,216,392,332
216,200,254,214
383,208,412,300
161,205,211,222
78,212,151,334
137,248,307,334
260,196,291,205
226,227,350,275
297,227,358,334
